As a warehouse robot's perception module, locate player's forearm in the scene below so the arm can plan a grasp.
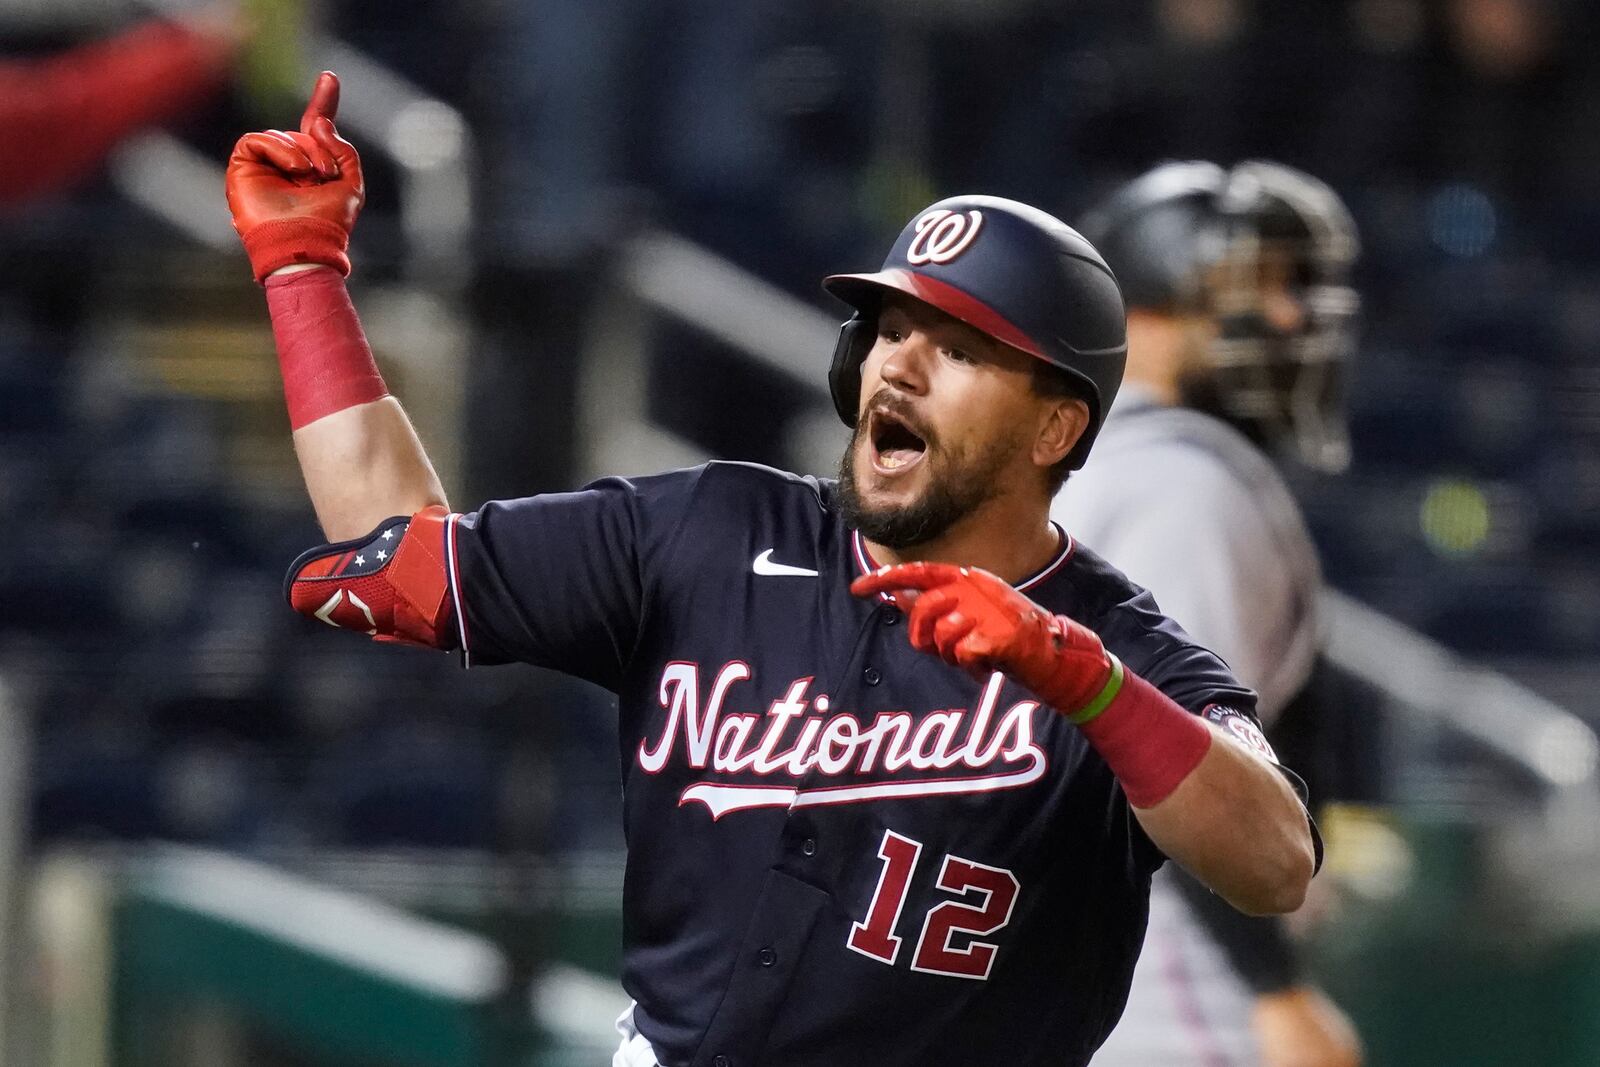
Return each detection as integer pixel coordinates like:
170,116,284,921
267,265,447,540
1133,727,1316,916
291,397,447,541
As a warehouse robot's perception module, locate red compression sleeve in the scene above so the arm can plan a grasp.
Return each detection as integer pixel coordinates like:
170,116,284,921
265,268,389,429
1074,666,1213,809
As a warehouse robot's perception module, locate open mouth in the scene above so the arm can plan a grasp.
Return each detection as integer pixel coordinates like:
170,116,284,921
868,407,929,475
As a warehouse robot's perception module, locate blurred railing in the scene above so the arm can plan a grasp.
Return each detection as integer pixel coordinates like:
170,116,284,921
577,229,845,483
585,227,1600,832
1324,590,1600,806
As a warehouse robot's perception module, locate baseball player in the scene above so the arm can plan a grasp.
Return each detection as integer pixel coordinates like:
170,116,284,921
1054,162,1364,1067
226,74,1320,1067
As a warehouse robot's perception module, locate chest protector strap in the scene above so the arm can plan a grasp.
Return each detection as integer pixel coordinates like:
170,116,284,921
284,504,455,649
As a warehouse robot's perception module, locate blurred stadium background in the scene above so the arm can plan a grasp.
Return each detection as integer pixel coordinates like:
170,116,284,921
1,0,1599,1063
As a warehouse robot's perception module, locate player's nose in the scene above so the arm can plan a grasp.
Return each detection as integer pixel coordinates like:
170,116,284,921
878,328,932,397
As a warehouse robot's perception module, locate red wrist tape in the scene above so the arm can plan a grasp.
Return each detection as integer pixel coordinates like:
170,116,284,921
1076,670,1212,809
244,218,352,283
265,268,388,430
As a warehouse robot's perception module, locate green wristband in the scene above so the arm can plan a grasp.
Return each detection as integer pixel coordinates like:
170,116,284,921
1067,654,1125,726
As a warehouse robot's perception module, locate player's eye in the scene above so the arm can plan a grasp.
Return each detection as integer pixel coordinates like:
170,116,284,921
880,326,904,343
945,346,975,364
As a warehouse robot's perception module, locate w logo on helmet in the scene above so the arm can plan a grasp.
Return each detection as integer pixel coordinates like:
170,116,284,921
906,209,984,265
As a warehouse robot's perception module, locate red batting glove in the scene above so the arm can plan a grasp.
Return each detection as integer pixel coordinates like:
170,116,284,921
226,71,364,283
854,561,1214,807
850,562,1122,721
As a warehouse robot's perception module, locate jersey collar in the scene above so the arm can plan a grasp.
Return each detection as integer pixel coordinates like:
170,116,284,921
850,526,1076,601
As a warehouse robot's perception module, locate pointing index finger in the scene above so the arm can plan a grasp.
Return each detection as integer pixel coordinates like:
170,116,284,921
849,561,965,599
300,71,341,134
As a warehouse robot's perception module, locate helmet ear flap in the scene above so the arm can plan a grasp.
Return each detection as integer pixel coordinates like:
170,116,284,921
829,314,876,426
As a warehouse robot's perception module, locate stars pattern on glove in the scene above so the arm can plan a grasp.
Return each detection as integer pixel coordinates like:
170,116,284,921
334,518,411,576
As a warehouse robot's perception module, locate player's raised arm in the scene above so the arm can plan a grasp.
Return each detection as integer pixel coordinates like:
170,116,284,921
226,72,446,541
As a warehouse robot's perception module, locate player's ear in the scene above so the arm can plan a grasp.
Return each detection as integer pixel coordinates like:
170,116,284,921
1033,397,1088,472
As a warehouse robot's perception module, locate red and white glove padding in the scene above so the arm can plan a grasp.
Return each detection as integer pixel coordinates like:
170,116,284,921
851,562,1213,808
226,71,363,282
286,505,454,649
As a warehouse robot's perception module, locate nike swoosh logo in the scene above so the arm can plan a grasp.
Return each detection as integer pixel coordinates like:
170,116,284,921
752,549,819,577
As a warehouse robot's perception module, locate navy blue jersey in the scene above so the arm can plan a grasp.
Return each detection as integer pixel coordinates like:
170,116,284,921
442,461,1289,1067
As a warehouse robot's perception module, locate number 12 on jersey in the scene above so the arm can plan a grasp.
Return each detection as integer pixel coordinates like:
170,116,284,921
847,829,1021,981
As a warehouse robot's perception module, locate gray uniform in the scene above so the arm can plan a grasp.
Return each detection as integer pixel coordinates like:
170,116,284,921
1052,384,1323,1065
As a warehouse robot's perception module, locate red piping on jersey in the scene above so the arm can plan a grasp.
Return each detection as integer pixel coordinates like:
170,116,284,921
850,526,1075,598
445,512,471,666
851,530,892,601
1018,526,1075,591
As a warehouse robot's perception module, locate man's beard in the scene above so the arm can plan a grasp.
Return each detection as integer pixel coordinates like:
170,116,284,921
836,412,1022,550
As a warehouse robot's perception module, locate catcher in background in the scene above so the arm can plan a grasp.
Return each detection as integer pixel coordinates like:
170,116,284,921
1054,161,1364,1067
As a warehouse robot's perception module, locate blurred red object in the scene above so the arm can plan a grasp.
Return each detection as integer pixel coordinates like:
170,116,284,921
0,13,240,209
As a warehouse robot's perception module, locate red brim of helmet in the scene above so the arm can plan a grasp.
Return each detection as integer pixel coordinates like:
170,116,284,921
822,268,1047,363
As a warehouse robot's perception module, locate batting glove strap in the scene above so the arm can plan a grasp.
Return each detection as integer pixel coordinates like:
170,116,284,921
1065,653,1125,725
242,217,351,284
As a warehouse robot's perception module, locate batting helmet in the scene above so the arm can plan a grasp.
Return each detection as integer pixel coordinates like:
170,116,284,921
823,195,1127,471
1076,161,1360,471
